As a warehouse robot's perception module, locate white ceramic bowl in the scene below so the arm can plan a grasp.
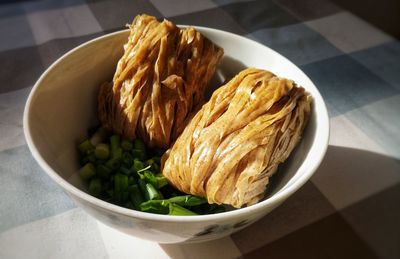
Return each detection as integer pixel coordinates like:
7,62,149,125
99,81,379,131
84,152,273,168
24,27,329,243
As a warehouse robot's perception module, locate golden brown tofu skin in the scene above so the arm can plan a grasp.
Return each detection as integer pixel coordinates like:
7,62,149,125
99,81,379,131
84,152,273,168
98,14,224,148
162,68,311,208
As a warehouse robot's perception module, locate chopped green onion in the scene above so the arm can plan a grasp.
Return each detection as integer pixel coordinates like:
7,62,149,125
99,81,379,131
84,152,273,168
209,205,226,214
142,171,168,189
112,147,123,160
137,165,151,174
168,203,198,216
114,173,129,193
134,139,146,152
86,153,97,163
110,135,120,153
89,178,102,197
119,166,132,175
78,139,94,154
128,184,144,209
131,149,146,160
114,173,129,203
94,143,110,160
132,159,145,173
121,139,133,151
79,163,96,180
97,164,112,179
122,152,133,166
146,159,155,165
128,176,136,185
168,195,207,207
105,158,120,170
138,179,149,201
140,200,169,214
145,159,160,173
195,203,226,214
146,183,163,200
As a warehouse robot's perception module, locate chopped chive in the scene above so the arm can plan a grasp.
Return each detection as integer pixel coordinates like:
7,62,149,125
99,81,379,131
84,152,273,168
131,149,146,160
168,203,198,216
122,152,133,166
79,162,96,180
140,200,169,214
132,159,145,173
120,166,132,175
121,139,133,151
94,143,110,160
128,176,136,185
105,158,120,170
146,159,160,173
168,195,207,207
137,165,151,174
146,183,163,200
78,139,94,154
128,184,144,209
114,173,129,203
114,173,129,193
112,147,123,160
110,135,120,152
142,171,168,189
209,205,226,214
97,164,112,179
138,179,149,201
133,139,146,152
89,178,102,197
86,153,97,163
146,159,155,166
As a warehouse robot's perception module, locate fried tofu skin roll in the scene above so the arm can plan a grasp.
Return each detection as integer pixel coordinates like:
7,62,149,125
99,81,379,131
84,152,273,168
98,15,223,148
162,68,311,208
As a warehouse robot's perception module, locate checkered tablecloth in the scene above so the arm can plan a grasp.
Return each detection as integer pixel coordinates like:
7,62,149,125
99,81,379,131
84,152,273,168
1,0,399,258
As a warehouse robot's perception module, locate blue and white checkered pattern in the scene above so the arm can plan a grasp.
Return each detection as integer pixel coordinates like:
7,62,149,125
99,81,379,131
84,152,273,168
0,0,399,258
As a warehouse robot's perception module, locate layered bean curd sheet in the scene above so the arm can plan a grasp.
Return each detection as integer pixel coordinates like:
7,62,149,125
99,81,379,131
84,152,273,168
163,68,311,208
98,14,224,149
98,14,311,209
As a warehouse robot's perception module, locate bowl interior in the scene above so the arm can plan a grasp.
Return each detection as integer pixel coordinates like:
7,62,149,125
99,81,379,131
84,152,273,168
25,28,326,212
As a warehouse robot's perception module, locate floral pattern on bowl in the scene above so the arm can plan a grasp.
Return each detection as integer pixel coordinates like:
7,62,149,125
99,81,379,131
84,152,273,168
194,219,251,237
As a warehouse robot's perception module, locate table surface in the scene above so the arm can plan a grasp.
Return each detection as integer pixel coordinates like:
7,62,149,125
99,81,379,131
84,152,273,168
1,0,399,258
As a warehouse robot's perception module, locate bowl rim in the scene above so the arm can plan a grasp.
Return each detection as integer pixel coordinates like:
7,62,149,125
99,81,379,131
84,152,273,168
23,26,330,223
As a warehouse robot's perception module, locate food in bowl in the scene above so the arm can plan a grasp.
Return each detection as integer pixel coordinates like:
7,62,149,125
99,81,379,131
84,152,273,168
98,14,224,149
78,14,312,215
77,131,226,215
163,68,311,208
